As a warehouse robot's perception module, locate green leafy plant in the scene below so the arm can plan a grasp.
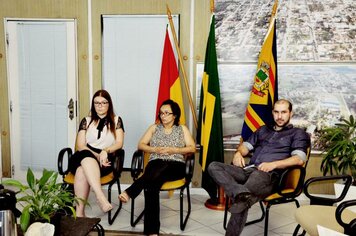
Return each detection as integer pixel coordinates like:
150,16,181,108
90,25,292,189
2,168,79,232
319,115,356,183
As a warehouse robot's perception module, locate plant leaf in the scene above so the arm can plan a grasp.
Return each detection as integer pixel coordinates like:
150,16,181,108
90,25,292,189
38,169,54,188
20,205,31,232
27,168,36,191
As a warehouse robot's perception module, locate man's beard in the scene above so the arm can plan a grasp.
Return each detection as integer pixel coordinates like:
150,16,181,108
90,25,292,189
275,117,290,128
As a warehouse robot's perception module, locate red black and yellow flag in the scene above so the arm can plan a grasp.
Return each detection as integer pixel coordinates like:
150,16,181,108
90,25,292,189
241,6,278,140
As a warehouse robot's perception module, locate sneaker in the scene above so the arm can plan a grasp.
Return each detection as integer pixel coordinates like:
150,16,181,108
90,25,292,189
229,192,253,214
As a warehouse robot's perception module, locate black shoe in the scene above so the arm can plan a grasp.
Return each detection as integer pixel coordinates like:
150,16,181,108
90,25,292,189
229,192,253,214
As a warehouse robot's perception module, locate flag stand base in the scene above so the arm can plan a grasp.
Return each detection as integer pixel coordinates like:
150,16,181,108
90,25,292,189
204,186,228,211
204,198,226,211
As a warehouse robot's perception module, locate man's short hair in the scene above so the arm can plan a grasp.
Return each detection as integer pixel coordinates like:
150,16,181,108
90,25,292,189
274,99,293,112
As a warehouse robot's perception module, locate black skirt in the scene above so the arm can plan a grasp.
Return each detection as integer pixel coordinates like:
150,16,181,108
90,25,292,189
69,149,114,177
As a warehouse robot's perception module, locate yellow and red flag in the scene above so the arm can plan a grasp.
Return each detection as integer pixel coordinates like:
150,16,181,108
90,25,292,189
241,6,278,140
155,28,186,124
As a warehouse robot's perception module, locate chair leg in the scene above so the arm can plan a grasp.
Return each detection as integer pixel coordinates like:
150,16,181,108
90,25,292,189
293,224,307,236
263,204,271,236
224,199,265,230
245,201,265,226
262,200,298,236
130,196,144,227
180,186,191,230
93,222,105,236
223,196,230,230
108,179,122,225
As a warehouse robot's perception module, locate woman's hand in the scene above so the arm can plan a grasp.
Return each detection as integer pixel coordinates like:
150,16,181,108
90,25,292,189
153,147,176,155
99,150,111,167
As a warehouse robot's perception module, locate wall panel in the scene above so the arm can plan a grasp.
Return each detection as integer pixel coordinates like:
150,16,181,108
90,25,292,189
0,0,88,176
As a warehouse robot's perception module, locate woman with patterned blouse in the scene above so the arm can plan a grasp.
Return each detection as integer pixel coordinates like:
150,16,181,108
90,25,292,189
119,99,195,236
69,89,125,217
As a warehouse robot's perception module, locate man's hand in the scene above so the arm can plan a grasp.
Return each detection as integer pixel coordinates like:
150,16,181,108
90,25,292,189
232,151,245,167
258,162,277,172
258,156,304,172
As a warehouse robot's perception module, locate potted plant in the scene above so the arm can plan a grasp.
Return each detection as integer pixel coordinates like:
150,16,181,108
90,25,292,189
319,115,356,184
2,168,79,232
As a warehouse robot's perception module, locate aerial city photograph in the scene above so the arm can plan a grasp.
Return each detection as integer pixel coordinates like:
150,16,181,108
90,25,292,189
206,0,356,148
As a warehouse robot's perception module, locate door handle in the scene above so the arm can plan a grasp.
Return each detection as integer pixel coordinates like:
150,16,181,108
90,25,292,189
68,98,74,120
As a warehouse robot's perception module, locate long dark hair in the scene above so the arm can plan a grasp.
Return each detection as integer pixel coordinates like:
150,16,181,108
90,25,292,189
89,89,116,138
157,99,181,126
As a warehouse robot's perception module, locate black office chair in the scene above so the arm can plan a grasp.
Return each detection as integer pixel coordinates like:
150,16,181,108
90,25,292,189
223,147,311,236
57,147,125,225
129,150,195,230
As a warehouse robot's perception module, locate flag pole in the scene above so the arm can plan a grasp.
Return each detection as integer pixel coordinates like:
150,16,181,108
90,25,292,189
166,5,198,129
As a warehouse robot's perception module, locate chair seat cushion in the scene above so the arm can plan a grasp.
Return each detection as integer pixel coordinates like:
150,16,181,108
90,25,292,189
63,173,75,184
161,178,186,190
295,205,356,236
63,172,114,185
264,188,295,201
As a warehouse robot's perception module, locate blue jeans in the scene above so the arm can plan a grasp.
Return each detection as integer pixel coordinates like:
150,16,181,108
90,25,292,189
208,161,278,236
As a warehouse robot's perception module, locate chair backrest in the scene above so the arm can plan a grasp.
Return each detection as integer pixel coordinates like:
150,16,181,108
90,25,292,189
57,147,125,185
283,146,311,191
336,199,356,235
129,150,150,181
272,146,311,199
112,149,125,178
130,150,144,181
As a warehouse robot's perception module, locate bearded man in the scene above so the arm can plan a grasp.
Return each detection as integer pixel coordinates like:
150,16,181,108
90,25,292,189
208,99,310,236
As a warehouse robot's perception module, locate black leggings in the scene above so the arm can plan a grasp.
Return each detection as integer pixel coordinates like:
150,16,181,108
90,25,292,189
125,159,185,235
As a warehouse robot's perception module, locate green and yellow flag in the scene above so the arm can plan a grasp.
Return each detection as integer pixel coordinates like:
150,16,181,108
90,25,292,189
197,15,224,200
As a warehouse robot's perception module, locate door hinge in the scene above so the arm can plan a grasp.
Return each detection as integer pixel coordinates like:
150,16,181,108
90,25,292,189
9,101,13,113
6,32,9,46
11,165,15,177
68,98,74,120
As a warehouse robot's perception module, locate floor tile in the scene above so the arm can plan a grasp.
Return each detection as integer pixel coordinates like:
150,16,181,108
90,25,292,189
83,188,310,235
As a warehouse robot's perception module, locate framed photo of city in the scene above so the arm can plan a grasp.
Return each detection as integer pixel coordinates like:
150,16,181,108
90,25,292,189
196,62,356,150
215,0,356,63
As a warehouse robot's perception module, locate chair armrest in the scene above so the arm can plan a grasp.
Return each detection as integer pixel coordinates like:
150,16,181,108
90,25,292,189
335,199,356,235
112,149,125,178
304,174,352,206
131,150,144,180
276,165,305,198
184,153,195,182
57,147,73,175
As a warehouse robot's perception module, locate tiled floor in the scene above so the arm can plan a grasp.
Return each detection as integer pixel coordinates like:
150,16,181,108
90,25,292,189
86,186,310,236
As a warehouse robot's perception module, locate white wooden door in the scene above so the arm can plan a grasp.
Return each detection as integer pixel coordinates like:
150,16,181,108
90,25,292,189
6,19,77,180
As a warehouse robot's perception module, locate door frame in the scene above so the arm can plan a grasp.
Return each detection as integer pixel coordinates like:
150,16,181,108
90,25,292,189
4,18,79,179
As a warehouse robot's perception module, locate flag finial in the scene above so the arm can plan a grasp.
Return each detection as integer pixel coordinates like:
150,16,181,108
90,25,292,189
166,4,172,20
271,0,278,17
210,0,214,13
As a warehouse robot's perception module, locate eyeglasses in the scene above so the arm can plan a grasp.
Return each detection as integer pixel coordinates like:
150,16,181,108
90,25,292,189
159,112,173,117
94,101,109,106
